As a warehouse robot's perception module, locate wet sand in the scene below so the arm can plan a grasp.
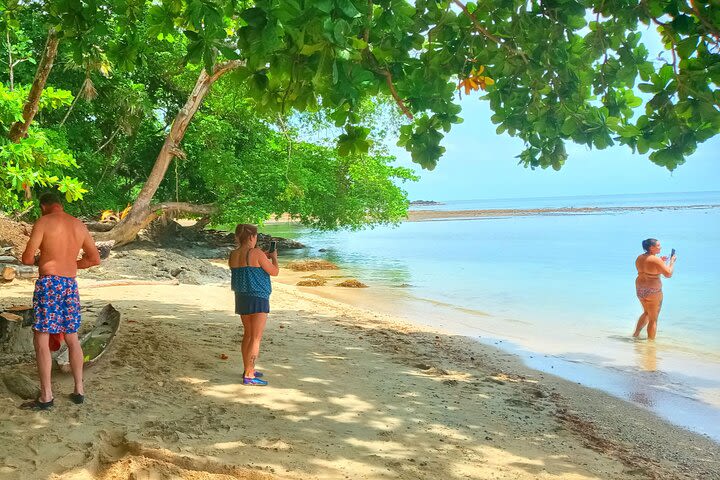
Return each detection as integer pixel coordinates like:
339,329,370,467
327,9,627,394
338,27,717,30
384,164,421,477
1,278,719,479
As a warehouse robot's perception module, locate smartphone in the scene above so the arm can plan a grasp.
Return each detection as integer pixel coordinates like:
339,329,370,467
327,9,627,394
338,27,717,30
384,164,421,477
670,248,675,258
269,240,277,253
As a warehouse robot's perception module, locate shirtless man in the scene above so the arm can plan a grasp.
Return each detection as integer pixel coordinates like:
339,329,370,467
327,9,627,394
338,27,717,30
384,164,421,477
20,192,101,410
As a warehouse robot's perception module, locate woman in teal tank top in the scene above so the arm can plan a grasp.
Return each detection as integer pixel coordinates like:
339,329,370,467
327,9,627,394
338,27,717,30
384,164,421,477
229,224,279,386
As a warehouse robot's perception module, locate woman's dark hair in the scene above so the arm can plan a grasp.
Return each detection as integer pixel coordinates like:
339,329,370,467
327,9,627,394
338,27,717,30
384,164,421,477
235,224,258,246
642,238,658,253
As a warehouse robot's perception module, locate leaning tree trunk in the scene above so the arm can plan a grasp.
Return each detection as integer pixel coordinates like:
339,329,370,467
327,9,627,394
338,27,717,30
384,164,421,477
98,60,243,246
9,29,59,141
8,29,60,200
96,202,217,245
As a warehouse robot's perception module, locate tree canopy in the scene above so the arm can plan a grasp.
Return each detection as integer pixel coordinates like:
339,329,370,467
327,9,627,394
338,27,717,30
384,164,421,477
0,0,718,239
152,0,720,170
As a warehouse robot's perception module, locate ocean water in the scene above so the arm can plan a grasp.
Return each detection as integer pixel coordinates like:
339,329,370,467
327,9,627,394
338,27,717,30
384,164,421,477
263,191,720,441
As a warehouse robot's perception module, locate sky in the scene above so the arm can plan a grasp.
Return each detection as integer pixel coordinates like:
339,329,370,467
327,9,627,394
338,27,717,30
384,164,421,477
391,96,720,202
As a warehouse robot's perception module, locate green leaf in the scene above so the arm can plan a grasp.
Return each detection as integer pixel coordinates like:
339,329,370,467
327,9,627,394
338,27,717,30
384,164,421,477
676,36,699,58
561,116,579,136
638,83,656,93
336,0,361,18
670,15,695,35
310,0,333,13
333,19,350,45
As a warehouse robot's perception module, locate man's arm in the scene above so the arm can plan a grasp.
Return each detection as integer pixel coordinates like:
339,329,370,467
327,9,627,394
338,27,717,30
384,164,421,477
21,221,44,265
77,227,101,269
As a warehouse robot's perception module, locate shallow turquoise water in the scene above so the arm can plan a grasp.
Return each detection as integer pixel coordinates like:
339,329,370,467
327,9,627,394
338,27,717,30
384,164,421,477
263,192,720,440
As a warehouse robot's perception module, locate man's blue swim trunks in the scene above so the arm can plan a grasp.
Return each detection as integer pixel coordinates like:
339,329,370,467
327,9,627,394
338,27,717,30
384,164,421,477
32,275,81,334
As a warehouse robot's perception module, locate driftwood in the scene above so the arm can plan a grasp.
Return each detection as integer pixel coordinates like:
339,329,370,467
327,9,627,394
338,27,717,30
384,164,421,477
0,255,18,264
83,278,179,289
3,306,34,326
2,372,39,400
0,264,37,280
2,266,16,281
0,306,35,354
55,304,120,373
86,221,116,232
0,312,22,322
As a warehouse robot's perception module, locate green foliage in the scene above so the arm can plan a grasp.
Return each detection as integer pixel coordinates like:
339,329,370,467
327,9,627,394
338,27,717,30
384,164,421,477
0,83,86,211
174,77,416,229
132,0,720,172
3,0,720,225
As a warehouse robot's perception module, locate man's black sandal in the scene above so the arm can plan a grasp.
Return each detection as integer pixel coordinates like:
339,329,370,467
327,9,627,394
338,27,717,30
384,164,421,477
69,393,84,404
20,398,54,411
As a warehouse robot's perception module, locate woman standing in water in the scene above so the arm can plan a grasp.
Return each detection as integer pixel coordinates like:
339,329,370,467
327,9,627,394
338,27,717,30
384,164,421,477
229,224,278,385
633,238,676,340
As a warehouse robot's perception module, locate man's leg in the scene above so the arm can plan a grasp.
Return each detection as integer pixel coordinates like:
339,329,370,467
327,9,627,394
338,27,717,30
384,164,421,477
33,332,53,402
63,277,84,400
64,333,84,396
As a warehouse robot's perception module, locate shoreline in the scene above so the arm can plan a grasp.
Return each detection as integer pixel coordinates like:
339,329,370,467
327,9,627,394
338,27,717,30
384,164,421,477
1,278,718,478
274,267,720,443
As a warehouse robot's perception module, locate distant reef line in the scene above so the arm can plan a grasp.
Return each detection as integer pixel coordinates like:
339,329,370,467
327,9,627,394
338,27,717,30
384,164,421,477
405,204,720,221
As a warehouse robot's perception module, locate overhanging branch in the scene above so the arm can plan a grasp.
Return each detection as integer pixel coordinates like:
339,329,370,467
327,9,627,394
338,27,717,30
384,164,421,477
453,0,529,64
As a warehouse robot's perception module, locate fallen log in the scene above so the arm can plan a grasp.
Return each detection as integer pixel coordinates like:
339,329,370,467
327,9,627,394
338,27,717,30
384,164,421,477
3,306,34,326
0,312,22,322
0,255,19,264
86,221,116,232
2,372,39,400
0,264,37,280
83,278,179,289
54,304,120,373
0,306,34,354
2,266,16,281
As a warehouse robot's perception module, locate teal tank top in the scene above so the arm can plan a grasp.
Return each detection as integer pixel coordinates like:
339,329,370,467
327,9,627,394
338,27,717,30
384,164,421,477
230,249,272,299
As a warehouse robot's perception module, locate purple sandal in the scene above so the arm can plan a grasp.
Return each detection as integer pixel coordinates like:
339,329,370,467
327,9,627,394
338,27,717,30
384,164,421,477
243,377,268,386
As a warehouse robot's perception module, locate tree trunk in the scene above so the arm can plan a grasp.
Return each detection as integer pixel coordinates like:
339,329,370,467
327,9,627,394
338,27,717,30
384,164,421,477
8,29,60,200
9,29,59,142
96,202,217,246
99,60,242,246
7,30,14,91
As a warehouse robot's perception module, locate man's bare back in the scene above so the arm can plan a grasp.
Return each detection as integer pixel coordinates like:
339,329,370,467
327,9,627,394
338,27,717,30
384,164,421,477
22,206,100,277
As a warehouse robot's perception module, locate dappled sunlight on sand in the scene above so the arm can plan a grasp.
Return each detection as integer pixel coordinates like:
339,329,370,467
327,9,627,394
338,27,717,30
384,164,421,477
311,352,348,361
297,376,334,385
425,423,472,441
176,376,210,385
202,384,320,412
211,439,248,450
344,438,413,459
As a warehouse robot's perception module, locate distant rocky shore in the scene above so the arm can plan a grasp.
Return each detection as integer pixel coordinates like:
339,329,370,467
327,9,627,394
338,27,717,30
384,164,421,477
406,203,720,221
409,200,443,206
